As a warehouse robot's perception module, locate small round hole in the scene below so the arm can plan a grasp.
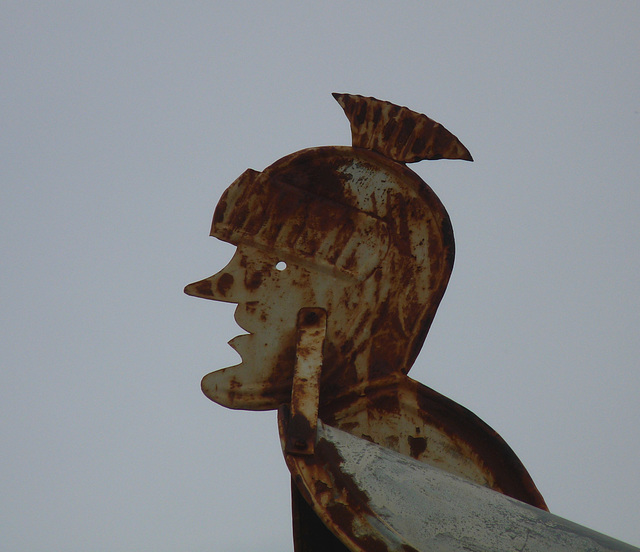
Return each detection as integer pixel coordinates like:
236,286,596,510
275,261,287,271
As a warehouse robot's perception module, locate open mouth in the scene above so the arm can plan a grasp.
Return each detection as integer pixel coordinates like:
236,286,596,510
226,304,257,360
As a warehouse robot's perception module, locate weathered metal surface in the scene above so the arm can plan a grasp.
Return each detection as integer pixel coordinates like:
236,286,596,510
184,138,545,500
286,308,326,456
279,419,640,552
333,93,473,163
185,145,457,412
185,93,552,550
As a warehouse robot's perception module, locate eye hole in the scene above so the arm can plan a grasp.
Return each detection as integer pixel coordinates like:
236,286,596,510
275,261,287,271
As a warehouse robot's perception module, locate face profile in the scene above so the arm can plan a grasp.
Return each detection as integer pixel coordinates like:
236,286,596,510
185,241,343,409
185,144,455,411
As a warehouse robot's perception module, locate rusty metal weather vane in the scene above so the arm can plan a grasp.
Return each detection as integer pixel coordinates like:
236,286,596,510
185,94,637,552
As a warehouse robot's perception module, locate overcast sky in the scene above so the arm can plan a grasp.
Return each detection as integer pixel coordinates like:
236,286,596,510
2,3,639,551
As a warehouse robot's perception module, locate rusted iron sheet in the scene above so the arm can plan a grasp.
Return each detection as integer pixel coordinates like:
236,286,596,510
186,93,549,549
279,418,640,552
286,308,326,456
184,139,545,502
333,93,473,163
185,145,456,412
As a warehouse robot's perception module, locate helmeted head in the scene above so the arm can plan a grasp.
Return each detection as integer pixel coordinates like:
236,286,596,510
185,94,472,410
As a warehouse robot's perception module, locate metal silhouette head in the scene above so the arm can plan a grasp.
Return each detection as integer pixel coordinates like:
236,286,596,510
186,96,550,537
185,94,471,411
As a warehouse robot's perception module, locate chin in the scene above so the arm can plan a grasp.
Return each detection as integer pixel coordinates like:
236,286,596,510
201,360,293,411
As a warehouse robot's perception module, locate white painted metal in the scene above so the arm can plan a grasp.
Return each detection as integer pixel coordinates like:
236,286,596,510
317,422,639,552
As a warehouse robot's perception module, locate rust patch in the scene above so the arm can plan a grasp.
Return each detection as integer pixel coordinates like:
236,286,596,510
261,341,295,402
364,382,400,416
357,536,388,552
225,376,241,404
314,479,331,495
302,309,320,325
315,438,372,510
216,273,233,296
408,435,427,459
187,93,553,551
244,301,258,314
288,412,313,453
244,269,263,290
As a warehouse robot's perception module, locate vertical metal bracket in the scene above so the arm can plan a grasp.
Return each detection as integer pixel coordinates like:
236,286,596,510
285,307,327,456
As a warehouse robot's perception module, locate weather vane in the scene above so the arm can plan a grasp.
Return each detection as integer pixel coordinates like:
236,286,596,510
185,94,637,552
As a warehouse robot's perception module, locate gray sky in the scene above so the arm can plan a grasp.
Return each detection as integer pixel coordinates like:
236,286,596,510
2,2,639,551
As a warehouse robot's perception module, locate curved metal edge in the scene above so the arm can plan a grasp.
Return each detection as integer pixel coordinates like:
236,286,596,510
279,411,640,552
333,92,473,163
279,406,406,552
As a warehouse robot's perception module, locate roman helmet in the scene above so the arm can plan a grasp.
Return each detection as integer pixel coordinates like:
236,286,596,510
185,93,470,411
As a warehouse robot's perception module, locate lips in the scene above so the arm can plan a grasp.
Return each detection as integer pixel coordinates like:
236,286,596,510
228,333,250,357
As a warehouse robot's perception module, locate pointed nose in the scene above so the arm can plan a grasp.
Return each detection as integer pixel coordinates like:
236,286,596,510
184,271,237,302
